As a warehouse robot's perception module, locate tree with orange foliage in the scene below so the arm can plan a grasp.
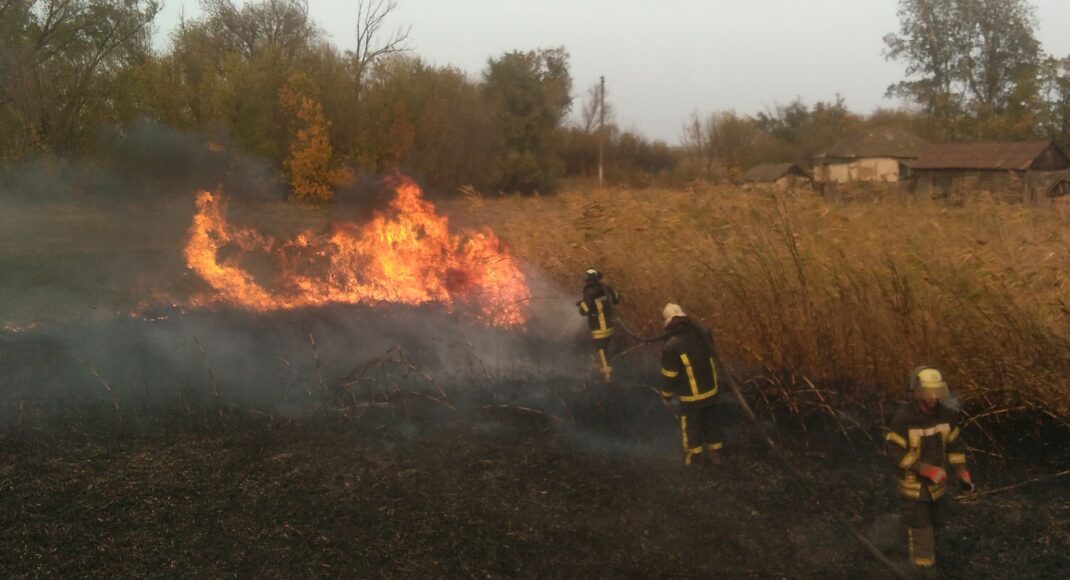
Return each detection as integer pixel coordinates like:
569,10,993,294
279,81,353,203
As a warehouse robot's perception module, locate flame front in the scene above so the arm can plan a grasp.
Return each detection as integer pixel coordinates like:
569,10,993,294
183,176,529,326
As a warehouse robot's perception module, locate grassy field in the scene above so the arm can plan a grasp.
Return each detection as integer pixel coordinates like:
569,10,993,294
451,184,1070,441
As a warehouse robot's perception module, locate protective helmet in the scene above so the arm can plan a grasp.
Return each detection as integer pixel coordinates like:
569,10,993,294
584,268,603,281
910,366,950,400
662,303,686,328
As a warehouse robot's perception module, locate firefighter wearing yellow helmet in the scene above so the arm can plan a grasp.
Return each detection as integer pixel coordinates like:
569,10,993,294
884,366,974,577
577,268,621,383
657,303,723,467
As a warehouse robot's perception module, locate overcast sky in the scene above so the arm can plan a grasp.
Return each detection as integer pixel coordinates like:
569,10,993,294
155,0,1070,144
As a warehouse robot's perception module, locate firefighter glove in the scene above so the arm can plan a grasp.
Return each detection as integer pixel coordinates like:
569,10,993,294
957,470,975,493
918,463,947,484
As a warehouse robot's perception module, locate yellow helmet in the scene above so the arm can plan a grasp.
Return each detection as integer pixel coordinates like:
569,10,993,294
911,366,950,399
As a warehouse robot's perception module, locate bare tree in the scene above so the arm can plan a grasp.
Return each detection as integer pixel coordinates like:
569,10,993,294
351,0,410,91
579,81,612,135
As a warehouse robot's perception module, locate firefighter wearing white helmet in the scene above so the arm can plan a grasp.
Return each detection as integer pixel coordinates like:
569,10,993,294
657,303,724,467
577,268,621,383
884,366,974,577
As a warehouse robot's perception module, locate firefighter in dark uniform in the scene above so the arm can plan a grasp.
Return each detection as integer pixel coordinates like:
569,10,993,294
658,303,723,467
885,366,975,577
577,268,620,383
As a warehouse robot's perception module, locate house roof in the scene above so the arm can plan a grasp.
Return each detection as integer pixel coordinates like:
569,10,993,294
815,127,929,160
742,163,807,182
912,141,1066,171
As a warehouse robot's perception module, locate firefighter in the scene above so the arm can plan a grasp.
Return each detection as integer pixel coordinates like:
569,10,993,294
658,303,723,467
577,268,620,383
884,366,975,577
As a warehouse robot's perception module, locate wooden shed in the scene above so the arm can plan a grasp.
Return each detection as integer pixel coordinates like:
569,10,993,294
1047,173,1070,205
812,127,929,184
911,141,1070,204
742,163,811,190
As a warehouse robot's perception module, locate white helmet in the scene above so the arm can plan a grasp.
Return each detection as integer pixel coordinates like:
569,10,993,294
662,303,685,328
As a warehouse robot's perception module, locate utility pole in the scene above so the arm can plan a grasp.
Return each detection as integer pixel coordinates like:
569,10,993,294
598,75,605,188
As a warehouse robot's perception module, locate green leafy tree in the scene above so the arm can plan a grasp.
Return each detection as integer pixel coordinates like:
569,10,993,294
0,0,161,158
482,47,572,193
885,0,1041,139
354,55,499,190
1038,55,1070,149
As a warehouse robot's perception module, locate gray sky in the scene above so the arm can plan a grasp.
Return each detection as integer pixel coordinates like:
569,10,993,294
155,0,1070,143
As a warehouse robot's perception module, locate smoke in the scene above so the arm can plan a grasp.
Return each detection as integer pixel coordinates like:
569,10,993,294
941,397,962,413
0,284,659,441
0,125,669,443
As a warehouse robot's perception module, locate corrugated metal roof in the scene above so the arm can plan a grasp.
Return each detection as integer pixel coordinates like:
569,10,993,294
742,163,806,182
912,141,1060,170
814,127,929,160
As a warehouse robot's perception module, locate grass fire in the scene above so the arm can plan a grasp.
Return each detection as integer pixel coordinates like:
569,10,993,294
184,174,529,327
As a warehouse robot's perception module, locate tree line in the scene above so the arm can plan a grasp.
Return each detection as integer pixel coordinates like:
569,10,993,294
1,0,1068,198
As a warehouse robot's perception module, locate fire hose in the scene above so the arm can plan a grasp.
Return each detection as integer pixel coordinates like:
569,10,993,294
615,316,911,580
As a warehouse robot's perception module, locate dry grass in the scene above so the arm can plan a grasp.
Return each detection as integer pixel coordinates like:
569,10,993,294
452,185,1070,433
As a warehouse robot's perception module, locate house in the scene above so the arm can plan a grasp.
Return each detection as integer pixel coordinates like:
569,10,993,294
742,163,811,190
911,141,1070,203
812,127,929,184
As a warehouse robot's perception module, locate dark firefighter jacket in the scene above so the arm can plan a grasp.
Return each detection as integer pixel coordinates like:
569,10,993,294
659,318,719,406
578,282,620,339
885,403,968,501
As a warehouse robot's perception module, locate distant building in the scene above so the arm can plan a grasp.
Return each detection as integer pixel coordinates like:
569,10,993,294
813,127,929,184
1047,174,1070,205
912,141,1070,203
742,163,811,190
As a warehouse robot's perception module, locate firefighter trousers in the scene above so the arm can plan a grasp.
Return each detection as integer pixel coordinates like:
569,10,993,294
679,400,722,466
902,498,949,570
591,336,613,382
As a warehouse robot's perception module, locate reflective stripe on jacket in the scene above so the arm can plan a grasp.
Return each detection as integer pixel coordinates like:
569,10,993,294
578,282,620,338
659,319,719,404
884,403,968,501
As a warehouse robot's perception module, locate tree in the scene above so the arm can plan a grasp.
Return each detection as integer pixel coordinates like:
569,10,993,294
956,0,1040,118
579,80,612,135
146,0,327,161
197,0,318,61
482,47,572,193
1038,55,1070,149
279,77,351,202
884,0,963,129
885,0,1041,139
751,96,855,167
683,110,763,181
350,0,409,95
0,0,161,157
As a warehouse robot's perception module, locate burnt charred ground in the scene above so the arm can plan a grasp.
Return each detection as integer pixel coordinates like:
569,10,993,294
1,404,1068,578
1,299,1069,578
1,320,1069,579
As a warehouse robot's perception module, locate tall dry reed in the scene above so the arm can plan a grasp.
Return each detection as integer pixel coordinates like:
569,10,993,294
453,186,1070,434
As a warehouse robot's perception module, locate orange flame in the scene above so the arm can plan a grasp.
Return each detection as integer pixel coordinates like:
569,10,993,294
183,175,529,326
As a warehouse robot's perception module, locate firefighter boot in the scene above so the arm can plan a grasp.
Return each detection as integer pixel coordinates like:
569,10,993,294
600,365,613,384
907,526,937,578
